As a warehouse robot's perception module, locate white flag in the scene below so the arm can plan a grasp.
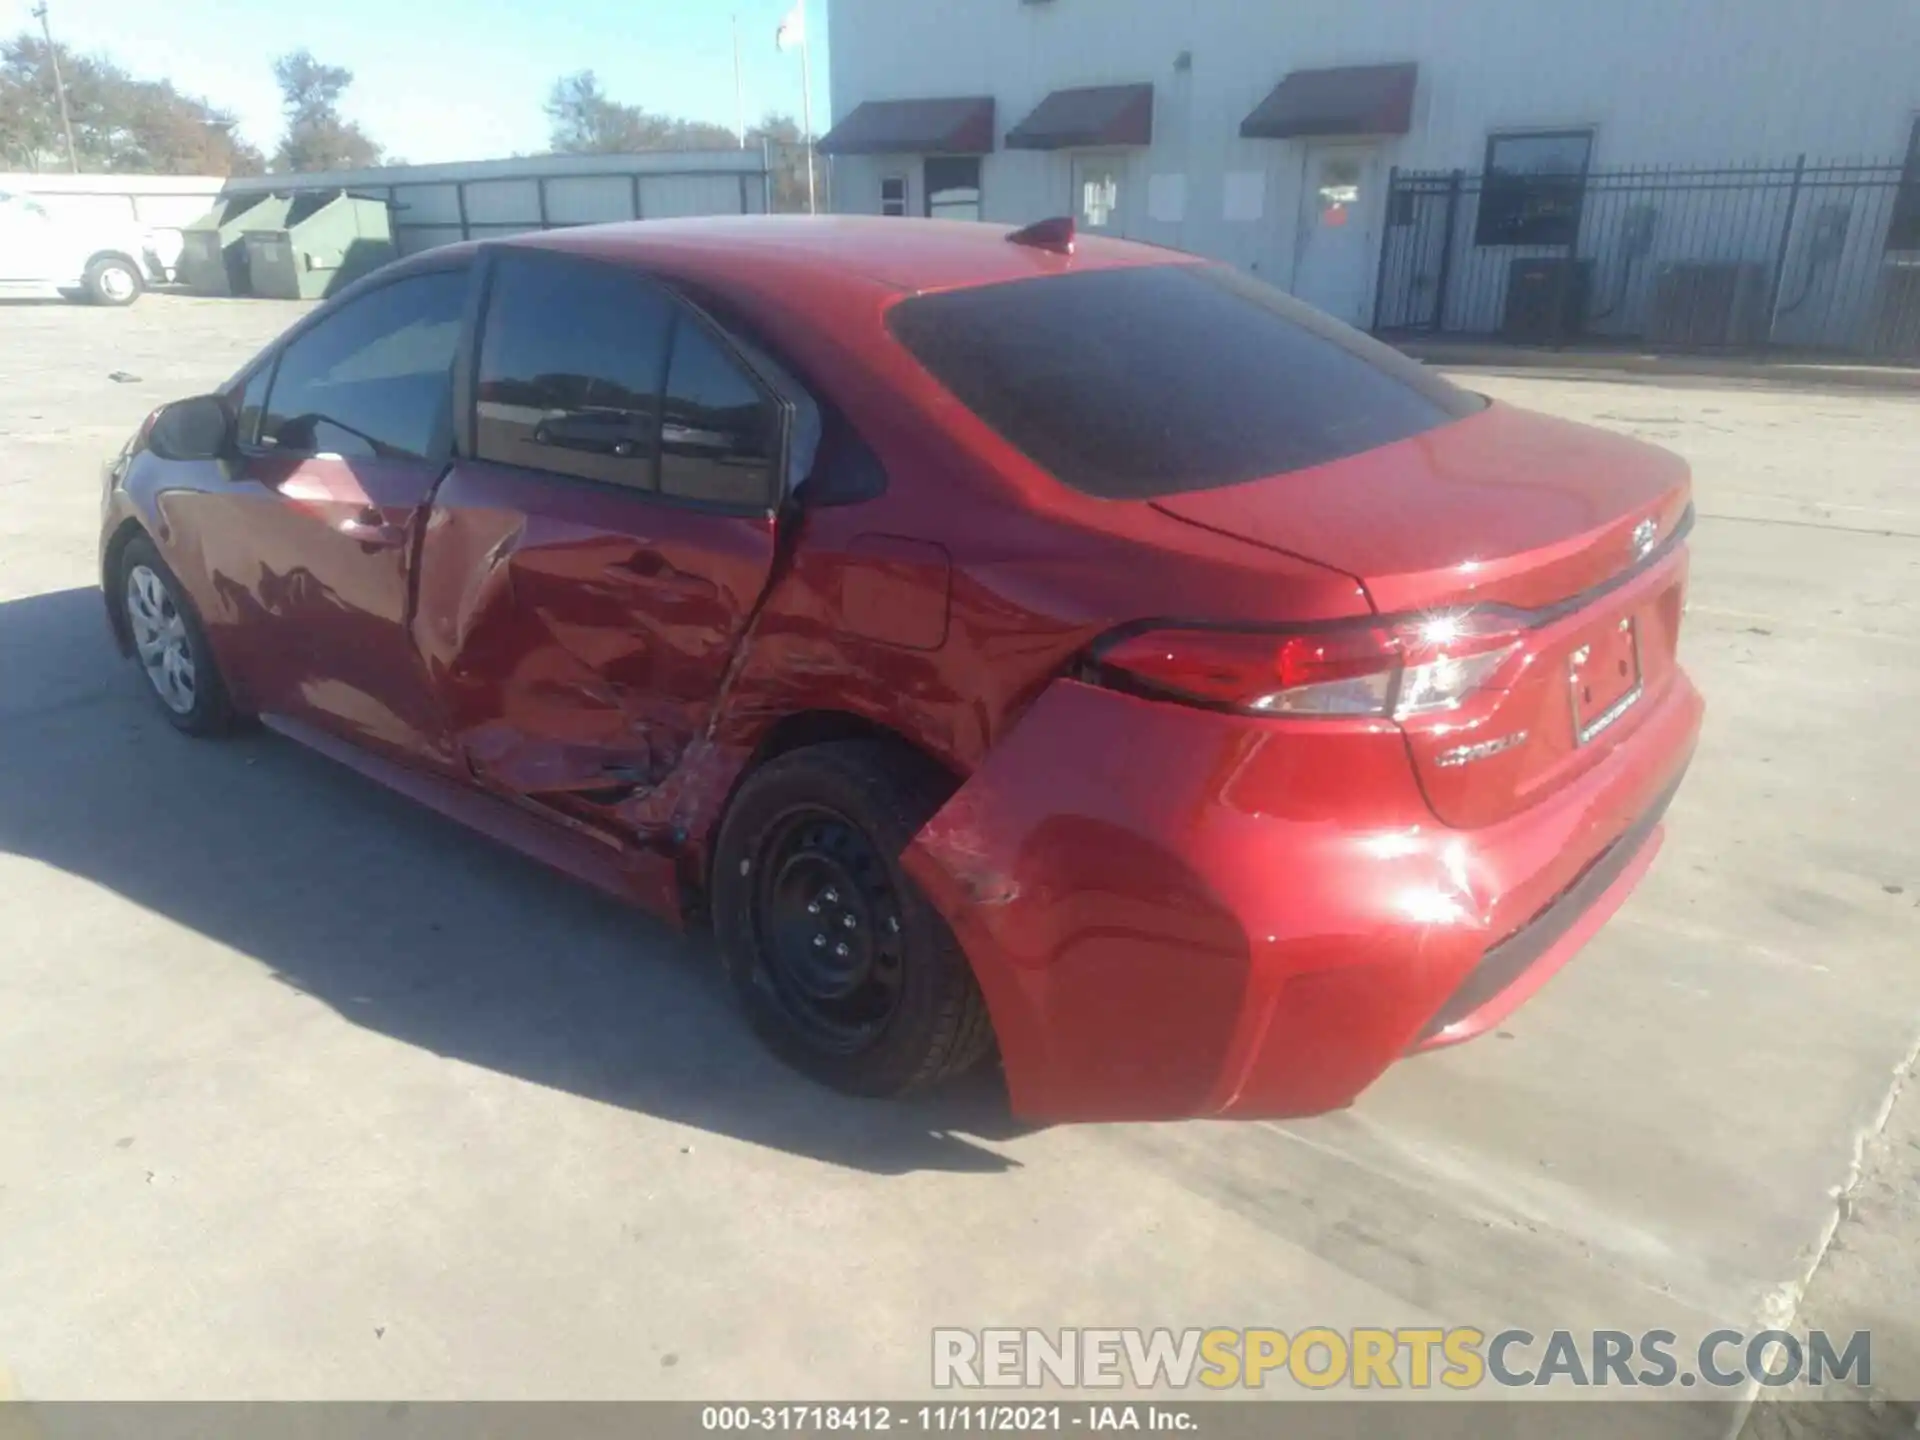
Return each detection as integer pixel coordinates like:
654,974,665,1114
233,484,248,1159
775,1,805,51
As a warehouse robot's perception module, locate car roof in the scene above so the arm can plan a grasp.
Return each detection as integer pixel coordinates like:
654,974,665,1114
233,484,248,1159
491,214,1200,300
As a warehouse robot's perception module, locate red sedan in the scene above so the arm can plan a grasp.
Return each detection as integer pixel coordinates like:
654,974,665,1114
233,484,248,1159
99,216,1701,1122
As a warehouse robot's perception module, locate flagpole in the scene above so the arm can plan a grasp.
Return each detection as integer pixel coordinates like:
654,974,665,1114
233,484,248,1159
799,2,817,213
732,13,746,148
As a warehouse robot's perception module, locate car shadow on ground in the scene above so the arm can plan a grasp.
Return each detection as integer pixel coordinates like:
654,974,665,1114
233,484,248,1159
0,586,1031,1176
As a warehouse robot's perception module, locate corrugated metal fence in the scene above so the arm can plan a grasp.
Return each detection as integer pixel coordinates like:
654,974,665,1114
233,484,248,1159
222,150,774,257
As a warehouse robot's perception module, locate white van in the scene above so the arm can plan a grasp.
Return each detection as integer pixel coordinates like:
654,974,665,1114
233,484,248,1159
0,189,170,305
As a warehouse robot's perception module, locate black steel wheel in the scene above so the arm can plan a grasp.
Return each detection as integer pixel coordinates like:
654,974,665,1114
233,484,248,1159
753,804,909,1051
711,740,994,1097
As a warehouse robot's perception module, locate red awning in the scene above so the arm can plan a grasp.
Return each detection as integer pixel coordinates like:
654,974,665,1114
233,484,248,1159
1239,63,1418,139
1006,84,1155,151
818,97,997,156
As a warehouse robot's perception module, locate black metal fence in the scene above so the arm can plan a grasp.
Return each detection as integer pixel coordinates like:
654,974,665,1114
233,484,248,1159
1372,157,1920,359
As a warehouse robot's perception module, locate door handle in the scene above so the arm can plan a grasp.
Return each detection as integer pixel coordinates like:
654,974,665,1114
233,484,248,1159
338,510,408,549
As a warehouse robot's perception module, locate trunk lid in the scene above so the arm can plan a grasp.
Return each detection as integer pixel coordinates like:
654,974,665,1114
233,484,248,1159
1151,403,1694,828
1149,402,1691,614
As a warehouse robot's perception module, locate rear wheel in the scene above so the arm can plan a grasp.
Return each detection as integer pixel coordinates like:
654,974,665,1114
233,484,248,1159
711,741,994,1097
118,537,236,736
84,255,142,306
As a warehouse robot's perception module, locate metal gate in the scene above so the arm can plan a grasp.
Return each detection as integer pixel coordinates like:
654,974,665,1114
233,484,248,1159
1372,157,1920,358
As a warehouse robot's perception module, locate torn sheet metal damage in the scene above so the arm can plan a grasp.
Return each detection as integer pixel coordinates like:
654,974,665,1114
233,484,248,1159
412,464,783,810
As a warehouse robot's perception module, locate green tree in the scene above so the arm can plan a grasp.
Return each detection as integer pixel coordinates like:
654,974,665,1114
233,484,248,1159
746,112,817,213
544,70,741,155
270,49,381,173
0,32,262,173
543,77,819,212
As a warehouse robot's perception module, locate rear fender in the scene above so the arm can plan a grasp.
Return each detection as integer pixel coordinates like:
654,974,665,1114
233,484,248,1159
901,678,1466,1121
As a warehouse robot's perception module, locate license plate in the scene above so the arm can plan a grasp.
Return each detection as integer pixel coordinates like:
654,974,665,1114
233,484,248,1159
1569,616,1643,745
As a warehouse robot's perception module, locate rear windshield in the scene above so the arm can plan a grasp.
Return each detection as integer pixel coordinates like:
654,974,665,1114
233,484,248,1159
887,263,1484,500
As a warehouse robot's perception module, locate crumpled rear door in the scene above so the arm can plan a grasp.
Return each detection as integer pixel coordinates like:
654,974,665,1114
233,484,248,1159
412,459,779,801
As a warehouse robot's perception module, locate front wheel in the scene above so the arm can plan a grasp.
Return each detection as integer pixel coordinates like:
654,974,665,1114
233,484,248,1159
710,740,995,1097
84,255,143,306
117,537,237,736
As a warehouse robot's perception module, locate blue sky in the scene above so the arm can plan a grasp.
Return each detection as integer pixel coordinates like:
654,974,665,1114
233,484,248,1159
7,0,831,163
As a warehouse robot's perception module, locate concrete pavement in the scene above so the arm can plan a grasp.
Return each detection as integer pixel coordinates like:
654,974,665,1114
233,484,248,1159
0,296,1914,1406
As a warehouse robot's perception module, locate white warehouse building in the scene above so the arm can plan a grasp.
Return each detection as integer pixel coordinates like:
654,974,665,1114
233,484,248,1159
822,0,1920,353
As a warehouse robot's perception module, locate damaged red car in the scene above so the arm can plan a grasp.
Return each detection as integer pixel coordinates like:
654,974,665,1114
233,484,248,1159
99,215,1701,1122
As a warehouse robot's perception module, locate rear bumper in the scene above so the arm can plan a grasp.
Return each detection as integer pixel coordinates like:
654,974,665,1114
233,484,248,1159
1412,775,1678,1049
904,670,1702,1123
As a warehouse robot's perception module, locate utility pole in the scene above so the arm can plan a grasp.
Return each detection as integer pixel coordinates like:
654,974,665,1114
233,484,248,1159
732,14,746,148
797,11,815,214
775,1,816,214
30,2,80,173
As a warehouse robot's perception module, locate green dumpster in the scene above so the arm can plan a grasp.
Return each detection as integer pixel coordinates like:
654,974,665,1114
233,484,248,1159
175,194,293,296
241,191,396,301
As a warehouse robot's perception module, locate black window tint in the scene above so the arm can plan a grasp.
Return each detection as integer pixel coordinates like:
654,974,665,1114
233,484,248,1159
261,269,466,460
476,252,674,489
1475,130,1593,248
887,264,1482,501
659,318,777,507
235,364,272,448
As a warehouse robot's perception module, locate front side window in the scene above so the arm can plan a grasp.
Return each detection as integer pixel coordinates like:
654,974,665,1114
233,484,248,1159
888,263,1482,501
235,364,273,448
260,268,467,459
1475,129,1594,247
475,252,675,489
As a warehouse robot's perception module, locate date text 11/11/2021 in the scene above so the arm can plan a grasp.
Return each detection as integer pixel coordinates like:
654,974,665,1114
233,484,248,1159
701,1406,1197,1432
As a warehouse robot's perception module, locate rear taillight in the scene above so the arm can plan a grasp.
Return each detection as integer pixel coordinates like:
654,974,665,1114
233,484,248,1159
1097,612,1526,718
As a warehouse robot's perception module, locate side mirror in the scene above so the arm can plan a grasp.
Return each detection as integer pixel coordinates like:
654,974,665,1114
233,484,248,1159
148,395,235,462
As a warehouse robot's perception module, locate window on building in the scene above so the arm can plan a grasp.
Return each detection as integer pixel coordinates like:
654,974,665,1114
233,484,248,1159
924,157,982,221
1474,129,1594,247
1888,117,1920,253
475,252,675,490
881,176,908,217
1071,156,1123,231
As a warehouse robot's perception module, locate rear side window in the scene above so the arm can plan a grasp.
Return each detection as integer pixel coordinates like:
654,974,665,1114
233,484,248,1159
659,319,778,506
476,252,676,490
887,264,1483,500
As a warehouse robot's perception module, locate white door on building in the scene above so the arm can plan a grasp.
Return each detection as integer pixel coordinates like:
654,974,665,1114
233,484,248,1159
1291,144,1380,328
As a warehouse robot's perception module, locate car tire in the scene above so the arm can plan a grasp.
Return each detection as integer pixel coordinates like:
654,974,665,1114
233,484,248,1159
711,740,995,1098
117,536,237,736
83,255,143,306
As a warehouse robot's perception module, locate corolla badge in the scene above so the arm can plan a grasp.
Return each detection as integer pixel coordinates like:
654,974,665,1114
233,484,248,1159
1631,517,1660,561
